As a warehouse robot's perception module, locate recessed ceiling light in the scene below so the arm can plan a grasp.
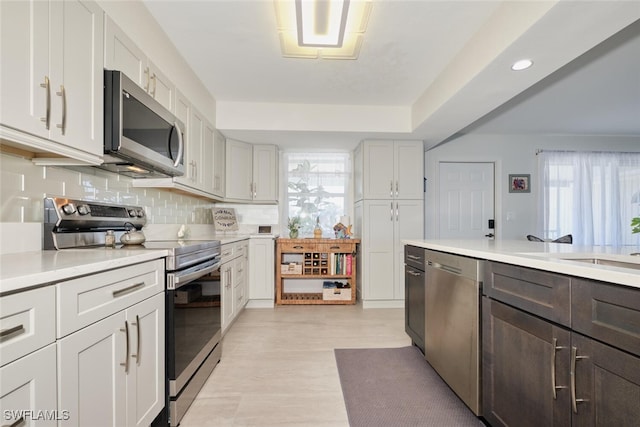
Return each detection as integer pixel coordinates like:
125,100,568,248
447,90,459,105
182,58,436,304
511,59,533,71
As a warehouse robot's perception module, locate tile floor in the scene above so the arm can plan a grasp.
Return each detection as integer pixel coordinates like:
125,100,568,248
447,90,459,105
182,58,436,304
179,304,411,426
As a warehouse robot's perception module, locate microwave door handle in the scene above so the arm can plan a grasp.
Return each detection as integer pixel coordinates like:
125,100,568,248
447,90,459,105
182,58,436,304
174,122,184,168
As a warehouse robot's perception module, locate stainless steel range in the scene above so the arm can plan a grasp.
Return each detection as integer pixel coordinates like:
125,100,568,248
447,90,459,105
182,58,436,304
43,197,222,427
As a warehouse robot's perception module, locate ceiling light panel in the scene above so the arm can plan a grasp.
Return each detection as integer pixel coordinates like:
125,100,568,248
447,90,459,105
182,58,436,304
296,0,349,47
275,0,371,59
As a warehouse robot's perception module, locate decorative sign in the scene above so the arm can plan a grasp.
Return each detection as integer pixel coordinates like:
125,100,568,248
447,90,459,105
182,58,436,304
213,208,239,231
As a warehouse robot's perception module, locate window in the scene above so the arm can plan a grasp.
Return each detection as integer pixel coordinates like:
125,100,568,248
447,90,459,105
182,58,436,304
538,151,640,246
283,152,351,237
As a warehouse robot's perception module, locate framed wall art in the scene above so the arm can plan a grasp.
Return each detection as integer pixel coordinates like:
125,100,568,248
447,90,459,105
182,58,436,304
509,174,531,193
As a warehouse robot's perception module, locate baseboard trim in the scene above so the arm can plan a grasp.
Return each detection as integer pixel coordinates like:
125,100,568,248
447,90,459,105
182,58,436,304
245,299,275,308
361,300,405,309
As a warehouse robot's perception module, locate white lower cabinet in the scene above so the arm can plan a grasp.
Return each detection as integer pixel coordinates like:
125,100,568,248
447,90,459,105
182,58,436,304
0,344,58,426
220,240,249,334
355,199,423,307
58,293,164,427
247,237,275,307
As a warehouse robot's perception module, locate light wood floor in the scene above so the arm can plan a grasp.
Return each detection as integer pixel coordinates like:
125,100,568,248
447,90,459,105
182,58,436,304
179,304,411,426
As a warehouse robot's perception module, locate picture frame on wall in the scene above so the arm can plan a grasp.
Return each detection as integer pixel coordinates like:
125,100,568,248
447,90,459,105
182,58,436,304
509,174,531,193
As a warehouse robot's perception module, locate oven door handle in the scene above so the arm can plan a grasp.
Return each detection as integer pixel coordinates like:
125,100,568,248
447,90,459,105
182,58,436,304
167,259,220,290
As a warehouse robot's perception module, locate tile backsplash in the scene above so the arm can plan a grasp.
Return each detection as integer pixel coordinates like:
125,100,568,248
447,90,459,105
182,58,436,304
0,152,280,253
0,152,215,224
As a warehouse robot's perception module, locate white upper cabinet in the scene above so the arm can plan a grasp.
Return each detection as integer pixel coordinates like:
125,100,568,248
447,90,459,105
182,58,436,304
212,130,226,198
225,139,253,200
0,0,104,162
173,92,217,194
225,140,278,203
355,140,424,201
104,16,175,113
252,144,279,202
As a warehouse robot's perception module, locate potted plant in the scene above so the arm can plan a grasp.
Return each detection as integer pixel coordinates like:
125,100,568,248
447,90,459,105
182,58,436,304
288,216,301,239
632,217,640,234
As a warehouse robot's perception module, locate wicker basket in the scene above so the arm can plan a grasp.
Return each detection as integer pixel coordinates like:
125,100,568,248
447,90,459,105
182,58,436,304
281,263,302,275
322,288,352,301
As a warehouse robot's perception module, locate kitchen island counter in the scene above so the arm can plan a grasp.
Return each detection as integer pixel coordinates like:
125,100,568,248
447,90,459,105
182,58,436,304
402,239,640,289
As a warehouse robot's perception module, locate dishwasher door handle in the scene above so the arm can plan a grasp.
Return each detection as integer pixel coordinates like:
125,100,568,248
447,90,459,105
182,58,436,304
427,261,462,276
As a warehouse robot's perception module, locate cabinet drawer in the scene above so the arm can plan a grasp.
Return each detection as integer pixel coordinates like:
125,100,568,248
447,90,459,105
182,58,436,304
319,242,355,253
0,286,56,367
484,262,570,327
57,259,164,338
0,343,58,426
220,243,235,263
404,245,425,270
235,242,248,257
572,278,640,357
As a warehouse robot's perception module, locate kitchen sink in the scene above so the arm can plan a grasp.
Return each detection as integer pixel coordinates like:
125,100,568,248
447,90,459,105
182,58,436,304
560,257,640,270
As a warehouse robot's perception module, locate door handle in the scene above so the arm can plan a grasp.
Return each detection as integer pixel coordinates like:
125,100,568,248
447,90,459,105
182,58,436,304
485,233,494,238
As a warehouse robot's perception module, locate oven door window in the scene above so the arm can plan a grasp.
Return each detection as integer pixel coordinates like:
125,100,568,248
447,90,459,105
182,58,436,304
168,271,220,379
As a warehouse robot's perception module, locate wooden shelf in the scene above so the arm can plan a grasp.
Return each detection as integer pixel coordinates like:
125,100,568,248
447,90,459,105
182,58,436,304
275,238,359,305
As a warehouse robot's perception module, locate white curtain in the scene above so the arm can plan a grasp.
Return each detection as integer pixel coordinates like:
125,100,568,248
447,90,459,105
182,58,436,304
537,151,640,246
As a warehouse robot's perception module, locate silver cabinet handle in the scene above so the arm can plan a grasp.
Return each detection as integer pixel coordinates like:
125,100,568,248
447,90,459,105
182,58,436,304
551,338,566,399
2,416,25,427
390,203,393,221
396,202,399,221
390,181,393,197
407,254,421,260
144,67,150,92
407,270,421,277
40,76,50,129
131,315,140,366
56,85,66,135
396,181,399,197
570,346,589,413
151,73,157,97
120,321,130,373
0,324,25,341
112,282,145,298
253,182,257,198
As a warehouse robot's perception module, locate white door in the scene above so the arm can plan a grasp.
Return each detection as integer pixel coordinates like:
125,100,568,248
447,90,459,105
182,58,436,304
225,139,253,200
58,312,127,427
252,145,278,202
51,0,104,155
362,200,395,300
127,294,164,427
438,162,495,239
0,0,49,138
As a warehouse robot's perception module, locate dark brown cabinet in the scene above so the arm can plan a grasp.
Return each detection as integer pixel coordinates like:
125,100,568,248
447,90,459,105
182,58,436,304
483,297,572,427
483,261,640,427
404,245,425,352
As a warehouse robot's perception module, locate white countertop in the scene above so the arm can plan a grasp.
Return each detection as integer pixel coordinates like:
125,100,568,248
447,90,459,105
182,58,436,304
402,239,640,289
0,248,168,295
0,234,278,295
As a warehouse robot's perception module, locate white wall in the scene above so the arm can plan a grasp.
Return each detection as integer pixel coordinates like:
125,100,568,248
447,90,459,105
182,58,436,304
424,134,640,240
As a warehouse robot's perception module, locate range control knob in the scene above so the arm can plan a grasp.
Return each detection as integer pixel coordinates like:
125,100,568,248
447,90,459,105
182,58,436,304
77,205,91,216
136,209,145,218
61,203,76,215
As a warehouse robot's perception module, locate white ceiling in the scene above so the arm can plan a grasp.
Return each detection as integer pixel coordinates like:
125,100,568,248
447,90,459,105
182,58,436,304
143,1,640,150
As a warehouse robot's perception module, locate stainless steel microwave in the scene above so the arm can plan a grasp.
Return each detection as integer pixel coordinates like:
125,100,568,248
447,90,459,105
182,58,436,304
102,70,185,178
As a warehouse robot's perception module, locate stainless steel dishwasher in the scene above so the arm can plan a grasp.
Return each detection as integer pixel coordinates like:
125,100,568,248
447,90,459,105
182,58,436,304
424,249,483,416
